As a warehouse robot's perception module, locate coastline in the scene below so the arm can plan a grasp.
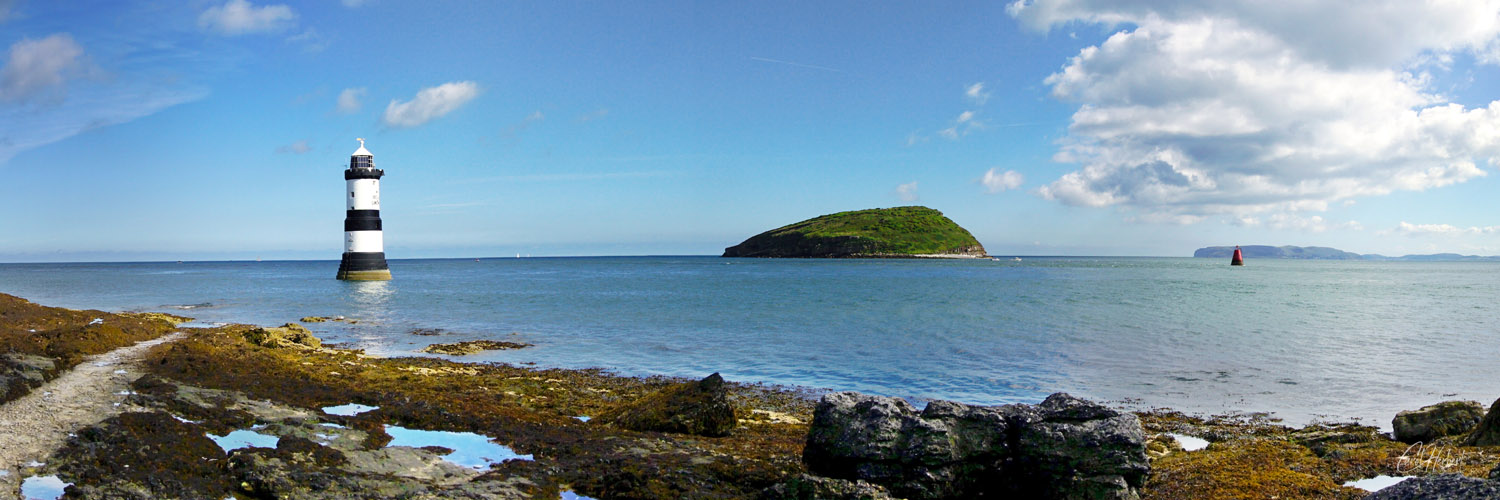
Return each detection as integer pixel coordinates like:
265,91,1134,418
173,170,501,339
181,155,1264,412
2,293,1500,498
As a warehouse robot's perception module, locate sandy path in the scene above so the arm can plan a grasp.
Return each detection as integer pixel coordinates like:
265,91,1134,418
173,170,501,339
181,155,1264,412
0,332,184,500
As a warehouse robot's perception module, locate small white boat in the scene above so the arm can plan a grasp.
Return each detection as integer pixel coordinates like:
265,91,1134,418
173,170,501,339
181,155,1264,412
1012,257,1022,262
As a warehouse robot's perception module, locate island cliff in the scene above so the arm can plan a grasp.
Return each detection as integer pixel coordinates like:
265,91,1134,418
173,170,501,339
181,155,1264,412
723,206,987,258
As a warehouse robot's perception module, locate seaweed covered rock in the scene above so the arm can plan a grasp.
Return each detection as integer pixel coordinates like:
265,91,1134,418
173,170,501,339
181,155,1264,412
1363,473,1500,499
0,353,58,403
759,474,897,500
803,391,1147,499
1393,400,1485,444
1465,398,1500,446
420,340,532,355
245,323,321,349
56,411,233,499
601,372,737,437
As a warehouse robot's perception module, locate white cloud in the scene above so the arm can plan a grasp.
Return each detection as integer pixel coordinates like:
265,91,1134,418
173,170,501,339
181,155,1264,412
1388,221,1500,236
965,82,991,105
500,110,544,139
896,181,919,202
0,83,207,163
335,87,365,114
980,168,1024,193
199,0,296,36
275,139,310,154
1013,0,1500,223
381,81,479,128
904,131,927,147
938,110,983,140
0,34,87,103
1228,214,1351,232
286,28,327,53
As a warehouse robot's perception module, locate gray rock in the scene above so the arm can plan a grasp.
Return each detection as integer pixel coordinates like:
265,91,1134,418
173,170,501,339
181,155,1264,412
1363,474,1500,499
1465,398,1500,446
0,354,58,403
1393,401,1485,443
759,474,897,500
1014,393,1149,499
803,391,1148,499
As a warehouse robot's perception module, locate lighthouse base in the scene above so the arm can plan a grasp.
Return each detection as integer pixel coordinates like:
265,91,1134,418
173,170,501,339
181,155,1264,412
337,252,391,281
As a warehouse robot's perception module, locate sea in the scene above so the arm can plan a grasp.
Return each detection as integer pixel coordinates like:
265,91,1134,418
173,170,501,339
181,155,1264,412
1,256,1496,429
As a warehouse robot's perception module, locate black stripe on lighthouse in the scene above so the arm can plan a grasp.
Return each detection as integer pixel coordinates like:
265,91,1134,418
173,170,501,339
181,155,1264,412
344,210,383,231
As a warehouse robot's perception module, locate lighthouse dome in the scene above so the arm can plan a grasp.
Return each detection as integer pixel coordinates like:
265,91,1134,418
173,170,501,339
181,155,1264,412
352,137,373,157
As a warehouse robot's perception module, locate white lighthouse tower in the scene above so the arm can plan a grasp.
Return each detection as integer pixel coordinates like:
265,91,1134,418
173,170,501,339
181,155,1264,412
336,138,392,280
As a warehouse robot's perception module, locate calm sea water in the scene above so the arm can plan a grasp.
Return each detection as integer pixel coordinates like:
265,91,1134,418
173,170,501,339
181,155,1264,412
1,256,1496,428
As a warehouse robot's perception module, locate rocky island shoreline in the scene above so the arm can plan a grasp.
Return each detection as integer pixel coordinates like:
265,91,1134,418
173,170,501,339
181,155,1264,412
3,293,1500,499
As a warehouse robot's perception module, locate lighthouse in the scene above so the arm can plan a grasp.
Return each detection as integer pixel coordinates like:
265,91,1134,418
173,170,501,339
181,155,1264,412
336,138,392,280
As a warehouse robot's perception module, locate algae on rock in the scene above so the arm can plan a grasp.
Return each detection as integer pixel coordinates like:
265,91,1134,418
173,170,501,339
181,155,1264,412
600,372,738,437
1394,400,1485,444
245,323,322,349
420,340,532,355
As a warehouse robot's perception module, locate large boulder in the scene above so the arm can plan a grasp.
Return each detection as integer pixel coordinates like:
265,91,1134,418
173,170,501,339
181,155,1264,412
244,323,321,349
601,372,737,437
1013,393,1152,499
803,391,1147,499
1393,401,1485,444
1465,398,1500,446
0,353,59,403
1363,474,1500,499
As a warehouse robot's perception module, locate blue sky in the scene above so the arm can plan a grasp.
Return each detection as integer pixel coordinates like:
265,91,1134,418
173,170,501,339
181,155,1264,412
4,0,1500,261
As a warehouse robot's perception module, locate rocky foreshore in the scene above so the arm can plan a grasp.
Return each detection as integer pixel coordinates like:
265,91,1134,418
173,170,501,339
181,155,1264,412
5,293,1500,499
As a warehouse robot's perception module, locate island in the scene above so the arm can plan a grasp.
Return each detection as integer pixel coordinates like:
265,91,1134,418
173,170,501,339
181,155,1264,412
1194,245,1500,261
722,206,988,258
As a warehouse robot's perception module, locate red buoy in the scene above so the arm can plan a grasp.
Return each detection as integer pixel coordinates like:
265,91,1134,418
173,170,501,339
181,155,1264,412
1231,246,1244,266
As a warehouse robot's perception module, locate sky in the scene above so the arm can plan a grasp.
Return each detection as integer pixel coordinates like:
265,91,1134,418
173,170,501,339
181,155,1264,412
3,0,1500,261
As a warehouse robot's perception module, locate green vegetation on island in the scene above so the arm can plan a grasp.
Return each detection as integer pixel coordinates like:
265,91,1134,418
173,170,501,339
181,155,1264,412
723,206,988,258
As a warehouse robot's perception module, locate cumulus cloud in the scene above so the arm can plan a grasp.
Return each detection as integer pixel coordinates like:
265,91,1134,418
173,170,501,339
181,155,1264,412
1012,0,1500,222
0,34,88,103
275,139,310,154
980,168,1024,193
1387,221,1500,236
199,0,296,36
896,181,920,202
965,82,991,105
381,81,479,128
335,87,365,114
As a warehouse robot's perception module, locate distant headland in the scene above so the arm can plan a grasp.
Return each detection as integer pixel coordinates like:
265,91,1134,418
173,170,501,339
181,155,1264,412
1194,245,1500,261
723,206,987,258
